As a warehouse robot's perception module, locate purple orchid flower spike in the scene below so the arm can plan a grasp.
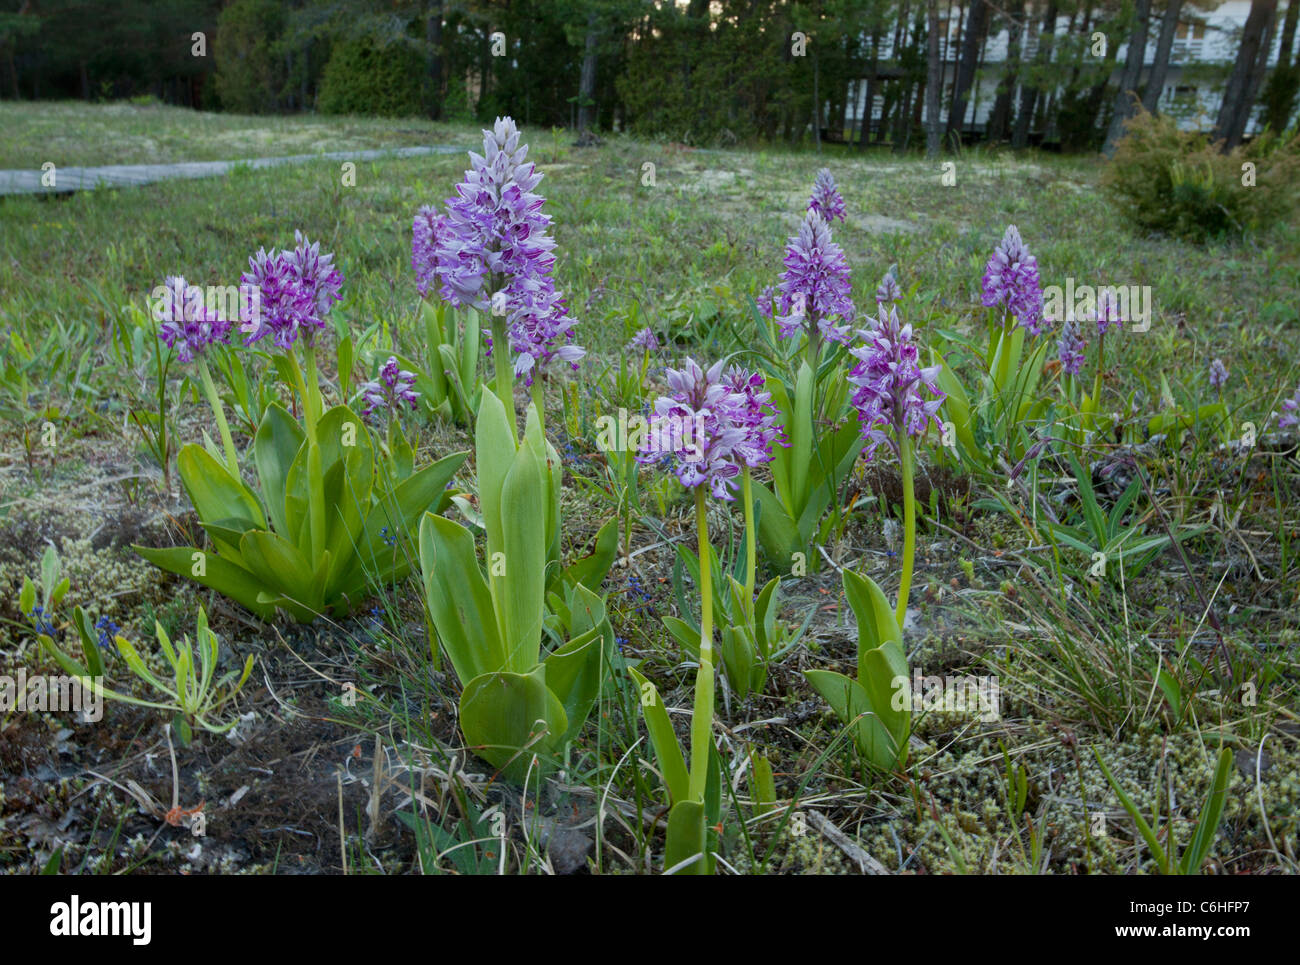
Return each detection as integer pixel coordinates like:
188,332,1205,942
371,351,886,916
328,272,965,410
360,356,420,421
774,211,855,349
847,303,946,460
981,224,1046,335
808,168,847,223
157,276,232,363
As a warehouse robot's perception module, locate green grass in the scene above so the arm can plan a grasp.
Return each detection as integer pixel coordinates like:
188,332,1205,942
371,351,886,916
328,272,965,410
0,100,480,169
1,103,1298,875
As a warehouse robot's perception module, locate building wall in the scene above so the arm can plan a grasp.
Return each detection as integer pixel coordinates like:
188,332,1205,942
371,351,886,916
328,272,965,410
846,1,1292,139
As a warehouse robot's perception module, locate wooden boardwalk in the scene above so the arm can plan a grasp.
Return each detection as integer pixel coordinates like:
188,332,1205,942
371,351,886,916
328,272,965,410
0,144,465,196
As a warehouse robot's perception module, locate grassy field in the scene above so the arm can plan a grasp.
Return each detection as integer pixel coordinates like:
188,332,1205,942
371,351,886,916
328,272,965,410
1,103,1298,875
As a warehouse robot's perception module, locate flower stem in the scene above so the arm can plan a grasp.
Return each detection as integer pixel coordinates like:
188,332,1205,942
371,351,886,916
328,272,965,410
489,310,517,444
688,485,715,801
197,358,239,477
742,468,757,625
531,376,545,438
285,349,318,442
896,435,916,628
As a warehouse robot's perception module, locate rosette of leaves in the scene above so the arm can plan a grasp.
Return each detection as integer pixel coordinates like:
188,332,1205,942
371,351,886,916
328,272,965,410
419,392,612,783
135,402,467,623
804,569,910,771
41,605,253,745
752,361,861,574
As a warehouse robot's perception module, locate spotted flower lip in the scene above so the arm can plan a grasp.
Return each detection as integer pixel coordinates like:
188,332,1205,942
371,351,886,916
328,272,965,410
636,357,751,500
429,116,583,380
156,275,232,363
774,210,856,346
808,168,847,223
1057,319,1087,376
981,224,1046,335
360,356,419,419
847,303,945,460
239,233,344,351
504,274,585,385
721,364,786,468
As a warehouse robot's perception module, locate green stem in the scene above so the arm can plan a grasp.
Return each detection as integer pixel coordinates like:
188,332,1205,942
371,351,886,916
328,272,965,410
490,311,517,444
285,350,318,442
688,485,715,801
197,358,239,477
291,346,327,559
896,436,916,628
742,468,756,625
1093,333,1105,403
531,376,545,439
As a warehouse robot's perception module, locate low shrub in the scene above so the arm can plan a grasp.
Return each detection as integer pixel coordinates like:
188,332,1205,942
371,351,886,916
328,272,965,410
1102,108,1300,243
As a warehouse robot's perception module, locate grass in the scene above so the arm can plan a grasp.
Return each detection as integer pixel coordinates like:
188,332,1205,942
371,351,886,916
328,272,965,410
0,100,482,169
1,102,1298,875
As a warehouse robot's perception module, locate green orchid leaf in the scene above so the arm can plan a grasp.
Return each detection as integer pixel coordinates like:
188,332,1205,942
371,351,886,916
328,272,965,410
663,800,708,875
133,545,276,621
254,403,304,537
418,512,503,684
628,666,690,805
459,666,567,783
177,444,265,531
842,569,902,668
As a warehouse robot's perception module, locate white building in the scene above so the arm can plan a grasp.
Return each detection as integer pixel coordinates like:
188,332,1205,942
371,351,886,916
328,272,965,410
847,2,1294,140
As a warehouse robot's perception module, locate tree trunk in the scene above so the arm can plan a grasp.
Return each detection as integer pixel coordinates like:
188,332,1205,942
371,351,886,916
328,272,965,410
859,26,881,148
1013,0,1059,148
1102,0,1153,156
947,0,989,144
1141,0,1184,113
426,0,444,120
1262,0,1300,130
1214,0,1279,148
926,0,942,156
988,2,1025,141
577,10,599,132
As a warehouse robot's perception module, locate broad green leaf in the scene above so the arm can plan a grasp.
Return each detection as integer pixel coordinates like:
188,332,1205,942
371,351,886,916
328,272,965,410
842,569,902,668
562,515,619,592
663,800,708,875
627,666,690,805
496,429,546,672
177,445,265,530
752,481,800,573
475,389,517,568
542,624,605,745
133,545,277,620
459,666,567,783
804,667,906,771
252,400,305,535
239,530,322,614
790,361,815,513
418,512,503,684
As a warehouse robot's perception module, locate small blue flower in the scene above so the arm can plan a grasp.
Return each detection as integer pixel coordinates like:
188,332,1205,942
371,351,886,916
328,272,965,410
94,615,120,650
28,606,56,638
380,526,397,547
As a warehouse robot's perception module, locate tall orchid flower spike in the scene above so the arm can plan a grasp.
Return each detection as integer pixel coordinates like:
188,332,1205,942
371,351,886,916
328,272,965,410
804,295,945,775
430,116,583,434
